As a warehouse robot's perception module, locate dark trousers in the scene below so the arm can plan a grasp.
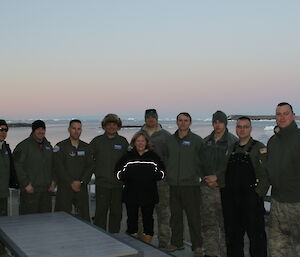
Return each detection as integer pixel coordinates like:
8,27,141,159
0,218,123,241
125,203,155,236
55,186,90,221
94,186,123,233
20,191,52,215
0,198,8,254
170,186,202,250
221,188,267,257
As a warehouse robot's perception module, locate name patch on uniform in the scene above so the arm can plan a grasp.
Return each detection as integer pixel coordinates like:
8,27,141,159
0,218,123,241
77,151,85,156
4,151,8,155
53,145,60,152
114,145,122,150
182,141,191,146
260,147,267,154
45,146,52,151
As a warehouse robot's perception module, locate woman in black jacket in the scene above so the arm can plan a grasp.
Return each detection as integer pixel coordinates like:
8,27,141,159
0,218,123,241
116,131,164,243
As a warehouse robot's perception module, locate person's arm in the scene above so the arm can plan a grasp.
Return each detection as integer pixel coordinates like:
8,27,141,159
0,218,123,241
81,145,95,185
115,153,128,181
13,144,31,190
153,153,165,181
255,143,270,197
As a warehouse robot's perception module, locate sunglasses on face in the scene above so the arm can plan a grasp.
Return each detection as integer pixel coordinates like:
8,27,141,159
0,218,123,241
0,128,8,132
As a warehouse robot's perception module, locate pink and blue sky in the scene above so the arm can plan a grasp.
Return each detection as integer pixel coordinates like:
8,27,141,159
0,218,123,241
1,1,299,119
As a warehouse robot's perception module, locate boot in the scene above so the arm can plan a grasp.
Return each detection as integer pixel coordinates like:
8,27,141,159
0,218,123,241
130,233,138,238
142,234,152,244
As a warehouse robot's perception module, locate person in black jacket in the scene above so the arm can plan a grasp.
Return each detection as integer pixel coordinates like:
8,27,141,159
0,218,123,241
0,119,18,257
116,131,164,243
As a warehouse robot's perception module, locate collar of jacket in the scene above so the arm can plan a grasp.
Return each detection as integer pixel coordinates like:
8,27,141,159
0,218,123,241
67,137,83,148
29,134,48,145
141,123,162,134
208,128,229,142
174,129,192,140
274,120,298,137
104,132,119,139
235,137,254,152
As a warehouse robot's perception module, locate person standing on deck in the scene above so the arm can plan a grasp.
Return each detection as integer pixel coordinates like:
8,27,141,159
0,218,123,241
206,116,269,257
266,102,300,257
0,119,18,257
116,131,164,244
201,111,237,257
53,119,94,221
13,120,56,214
140,109,171,248
90,114,129,233
165,112,203,257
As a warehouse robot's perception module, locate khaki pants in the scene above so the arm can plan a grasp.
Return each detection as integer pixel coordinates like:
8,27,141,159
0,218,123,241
170,186,202,250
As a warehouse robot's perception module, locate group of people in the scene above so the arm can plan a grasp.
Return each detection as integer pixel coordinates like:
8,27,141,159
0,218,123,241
0,102,300,257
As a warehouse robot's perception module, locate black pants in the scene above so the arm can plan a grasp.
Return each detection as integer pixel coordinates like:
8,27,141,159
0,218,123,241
221,188,267,257
0,198,8,254
125,203,155,236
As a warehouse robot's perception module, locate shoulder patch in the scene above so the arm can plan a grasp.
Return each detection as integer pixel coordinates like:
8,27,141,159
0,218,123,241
53,145,60,152
259,147,267,154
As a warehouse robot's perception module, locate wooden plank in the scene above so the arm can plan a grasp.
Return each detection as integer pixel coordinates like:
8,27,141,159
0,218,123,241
0,212,138,257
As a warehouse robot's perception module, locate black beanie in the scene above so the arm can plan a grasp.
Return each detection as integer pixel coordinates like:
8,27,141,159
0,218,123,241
145,109,158,120
32,120,46,132
0,119,8,128
212,111,228,126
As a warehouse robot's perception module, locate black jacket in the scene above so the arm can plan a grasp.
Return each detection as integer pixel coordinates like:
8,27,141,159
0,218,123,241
116,149,164,205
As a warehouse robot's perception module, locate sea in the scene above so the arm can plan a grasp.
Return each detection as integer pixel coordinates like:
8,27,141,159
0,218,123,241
6,118,291,150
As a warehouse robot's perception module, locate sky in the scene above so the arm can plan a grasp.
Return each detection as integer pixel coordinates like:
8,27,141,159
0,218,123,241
1,0,300,120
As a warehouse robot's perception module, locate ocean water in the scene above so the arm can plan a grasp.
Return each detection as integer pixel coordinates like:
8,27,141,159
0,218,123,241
5,118,289,150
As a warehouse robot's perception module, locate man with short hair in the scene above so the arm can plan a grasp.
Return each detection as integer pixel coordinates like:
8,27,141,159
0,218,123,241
0,119,16,257
267,102,300,256
165,112,203,257
90,114,128,233
141,109,171,248
206,116,269,257
14,120,56,214
53,119,94,221
201,111,237,257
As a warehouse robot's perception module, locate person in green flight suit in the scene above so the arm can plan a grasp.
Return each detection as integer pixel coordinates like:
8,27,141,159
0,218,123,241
53,119,94,221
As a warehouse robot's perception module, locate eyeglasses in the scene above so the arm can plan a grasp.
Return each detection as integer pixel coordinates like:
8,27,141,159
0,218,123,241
0,128,8,132
236,125,251,129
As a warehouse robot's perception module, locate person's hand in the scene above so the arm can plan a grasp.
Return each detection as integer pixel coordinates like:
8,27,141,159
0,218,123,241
204,175,219,188
48,181,56,192
25,183,34,194
71,181,81,192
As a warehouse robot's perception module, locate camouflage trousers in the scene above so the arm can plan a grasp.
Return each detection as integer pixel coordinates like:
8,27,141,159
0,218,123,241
138,180,171,247
269,198,300,257
155,180,171,247
200,183,226,257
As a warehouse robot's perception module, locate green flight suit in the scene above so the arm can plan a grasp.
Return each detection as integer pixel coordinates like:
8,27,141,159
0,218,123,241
13,135,54,214
53,138,94,221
